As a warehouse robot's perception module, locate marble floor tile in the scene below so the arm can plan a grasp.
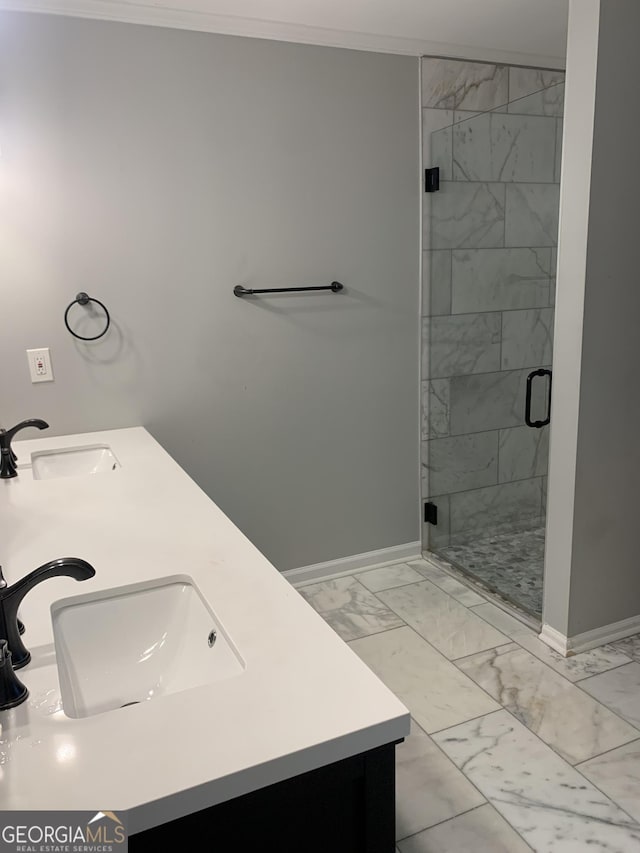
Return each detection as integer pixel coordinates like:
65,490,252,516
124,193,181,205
577,739,640,824
397,804,530,853
579,662,640,728
298,575,404,641
377,580,509,660
355,563,424,593
457,646,639,763
470,602,535,638
395,719,485,839
514,632,632,682
410,560,485,607
349,626,499,733
611,633,640,663
406,557,445,572
433,710,640,851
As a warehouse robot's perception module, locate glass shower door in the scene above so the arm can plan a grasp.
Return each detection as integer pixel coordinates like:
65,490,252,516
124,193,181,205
423,94,562,618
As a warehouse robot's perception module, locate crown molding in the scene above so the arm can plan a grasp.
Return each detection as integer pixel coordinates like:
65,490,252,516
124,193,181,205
0,0,565,68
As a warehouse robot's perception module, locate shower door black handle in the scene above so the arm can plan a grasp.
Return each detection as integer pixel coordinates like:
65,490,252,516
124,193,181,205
525,369,552,428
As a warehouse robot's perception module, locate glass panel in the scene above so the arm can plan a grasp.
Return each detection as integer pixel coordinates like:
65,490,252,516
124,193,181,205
422,88,563,619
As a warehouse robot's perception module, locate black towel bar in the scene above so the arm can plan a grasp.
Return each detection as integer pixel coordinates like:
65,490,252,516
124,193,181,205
233,282,343,297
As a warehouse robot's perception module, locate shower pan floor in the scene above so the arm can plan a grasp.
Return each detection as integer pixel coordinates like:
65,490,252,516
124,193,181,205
437,525,545,617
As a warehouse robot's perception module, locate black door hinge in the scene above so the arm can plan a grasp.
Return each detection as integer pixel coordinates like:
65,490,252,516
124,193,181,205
424,167,440,193
424,502,438,525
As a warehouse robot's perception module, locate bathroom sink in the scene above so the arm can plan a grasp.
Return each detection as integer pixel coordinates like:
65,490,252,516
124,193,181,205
51,576,245,718
31,444,121,479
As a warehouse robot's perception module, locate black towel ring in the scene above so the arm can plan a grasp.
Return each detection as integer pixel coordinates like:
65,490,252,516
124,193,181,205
64,292,111,341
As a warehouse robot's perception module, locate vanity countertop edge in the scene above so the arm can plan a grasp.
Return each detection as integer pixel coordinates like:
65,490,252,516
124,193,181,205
0,426,410,834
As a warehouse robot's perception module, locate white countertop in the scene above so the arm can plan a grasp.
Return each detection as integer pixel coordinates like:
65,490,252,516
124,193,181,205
0,427,409,833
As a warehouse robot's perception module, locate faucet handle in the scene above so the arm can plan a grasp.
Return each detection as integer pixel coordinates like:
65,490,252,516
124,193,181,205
0,447,17,479
0,640,28,710
0,569,25,635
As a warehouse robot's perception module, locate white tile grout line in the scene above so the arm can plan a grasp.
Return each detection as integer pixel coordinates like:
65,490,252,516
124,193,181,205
444,642,640,764
372,571,640,750
297,560,640,833
358,579,430,595
416,688,640,836
429,705,640,837
396,805,496,847
400,713,534,851
567,659,634,683
413,553,541,630
375,567,640,828
574,736,640,770
299,561,640,727
449,642,518,664
468,603,537,632
572,662,640,726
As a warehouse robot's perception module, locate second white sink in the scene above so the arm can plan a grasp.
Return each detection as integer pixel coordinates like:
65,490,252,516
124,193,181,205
31,444,120,479
52,576,245,718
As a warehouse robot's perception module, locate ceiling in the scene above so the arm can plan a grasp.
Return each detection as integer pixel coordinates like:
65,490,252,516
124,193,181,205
0,0,569,67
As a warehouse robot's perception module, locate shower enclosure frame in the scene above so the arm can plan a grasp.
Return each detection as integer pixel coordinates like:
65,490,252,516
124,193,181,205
419,56,564,621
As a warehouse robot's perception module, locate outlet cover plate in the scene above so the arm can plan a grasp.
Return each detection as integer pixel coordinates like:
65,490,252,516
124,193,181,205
27,348,54,383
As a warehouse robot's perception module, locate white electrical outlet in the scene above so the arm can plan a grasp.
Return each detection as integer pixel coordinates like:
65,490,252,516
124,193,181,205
26,348,54,383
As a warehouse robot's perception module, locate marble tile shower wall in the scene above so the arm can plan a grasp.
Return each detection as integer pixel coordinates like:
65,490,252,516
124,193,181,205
421,59,564,549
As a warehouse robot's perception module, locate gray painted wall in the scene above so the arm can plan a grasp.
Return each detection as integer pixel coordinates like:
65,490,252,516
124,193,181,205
0,13,420,570
567,0,640,634
545,0,640,637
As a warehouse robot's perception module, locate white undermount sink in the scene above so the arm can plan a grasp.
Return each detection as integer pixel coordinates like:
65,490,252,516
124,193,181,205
51,576,245,718
31,444,121,479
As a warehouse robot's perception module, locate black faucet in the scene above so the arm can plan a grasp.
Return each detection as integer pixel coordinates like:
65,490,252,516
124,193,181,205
0,558,95,671
0,419,49,479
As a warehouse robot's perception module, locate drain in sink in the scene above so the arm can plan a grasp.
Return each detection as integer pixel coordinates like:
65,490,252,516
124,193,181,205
120,701,140,708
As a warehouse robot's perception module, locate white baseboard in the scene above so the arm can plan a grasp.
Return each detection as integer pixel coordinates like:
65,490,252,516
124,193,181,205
539,614,640,656
283,541,422,587
538,624,572,655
